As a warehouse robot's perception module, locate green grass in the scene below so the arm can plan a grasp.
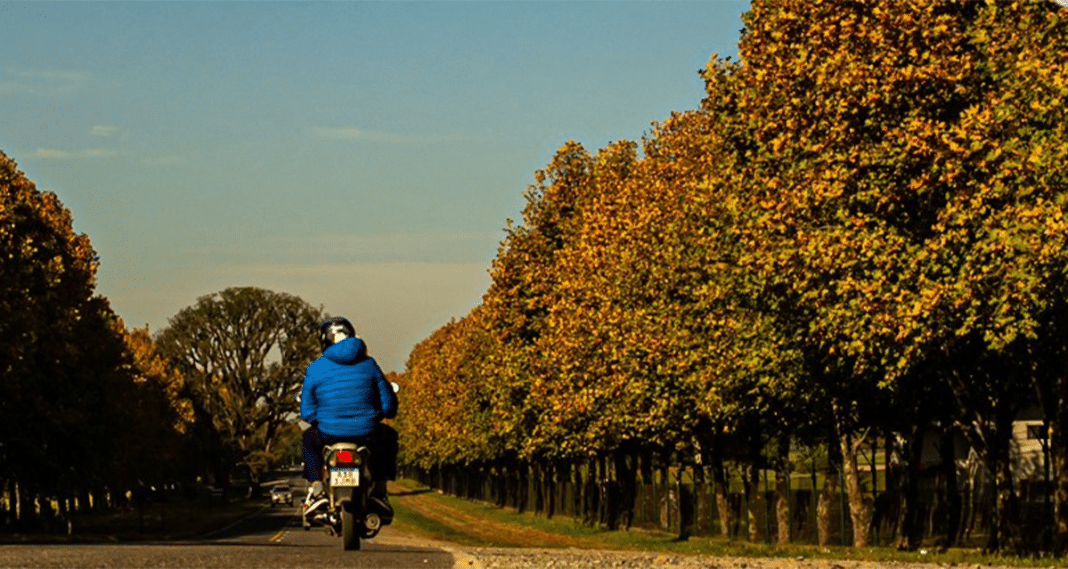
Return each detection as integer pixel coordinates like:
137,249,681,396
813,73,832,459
393,479,1068,567
389,496,495,547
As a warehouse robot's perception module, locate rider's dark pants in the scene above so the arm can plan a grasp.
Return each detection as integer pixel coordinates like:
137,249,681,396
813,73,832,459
302,423,398,483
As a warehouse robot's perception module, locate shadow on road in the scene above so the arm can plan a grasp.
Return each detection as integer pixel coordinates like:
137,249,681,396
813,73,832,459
198,507,294,541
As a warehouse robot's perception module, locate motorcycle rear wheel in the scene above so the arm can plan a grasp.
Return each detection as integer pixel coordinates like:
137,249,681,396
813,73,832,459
341,506,360,550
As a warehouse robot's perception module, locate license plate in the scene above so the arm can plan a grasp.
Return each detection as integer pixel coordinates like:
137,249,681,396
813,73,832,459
330,467,359,487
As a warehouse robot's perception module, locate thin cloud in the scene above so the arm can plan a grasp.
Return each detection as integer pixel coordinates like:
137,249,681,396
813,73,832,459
32,148,72,159
144,155,187,167
82,148,119,158
0,68,92,97
312,126,470,145
313,127,358,141
91,125,118,138
33,147,119,159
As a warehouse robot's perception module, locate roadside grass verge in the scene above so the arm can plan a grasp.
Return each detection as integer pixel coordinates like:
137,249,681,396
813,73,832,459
389,496,495,547
391,479,1068,568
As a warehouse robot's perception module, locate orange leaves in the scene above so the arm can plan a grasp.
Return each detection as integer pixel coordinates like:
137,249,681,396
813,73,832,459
1,150,99,351
124,326,194,434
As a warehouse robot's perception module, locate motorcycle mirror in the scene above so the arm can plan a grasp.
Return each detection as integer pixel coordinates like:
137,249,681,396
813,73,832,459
391,382,400,393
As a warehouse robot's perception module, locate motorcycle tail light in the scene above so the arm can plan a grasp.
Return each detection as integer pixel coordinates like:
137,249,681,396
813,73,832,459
336,450,356,465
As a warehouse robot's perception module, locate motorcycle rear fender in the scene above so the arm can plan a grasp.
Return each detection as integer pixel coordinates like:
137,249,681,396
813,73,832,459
330,486,357,510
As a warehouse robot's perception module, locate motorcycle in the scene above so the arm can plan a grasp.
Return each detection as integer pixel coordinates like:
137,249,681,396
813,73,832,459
302,442,391,550
302,381,399,551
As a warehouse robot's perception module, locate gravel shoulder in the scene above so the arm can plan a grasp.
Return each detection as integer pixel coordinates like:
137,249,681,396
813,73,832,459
452,548,1000,569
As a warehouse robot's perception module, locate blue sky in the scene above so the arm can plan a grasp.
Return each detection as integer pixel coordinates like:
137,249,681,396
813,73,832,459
1,1,749,372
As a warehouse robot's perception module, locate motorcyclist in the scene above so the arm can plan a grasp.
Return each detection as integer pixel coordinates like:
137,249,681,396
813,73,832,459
300,316,399,519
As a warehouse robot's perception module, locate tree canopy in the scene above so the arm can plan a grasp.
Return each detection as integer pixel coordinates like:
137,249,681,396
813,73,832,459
155,286,325,489
397,0,1068,552
1,151,190,528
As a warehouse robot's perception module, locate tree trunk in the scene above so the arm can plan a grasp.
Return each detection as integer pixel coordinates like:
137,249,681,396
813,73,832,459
16,480,35,531
510,460,520,510
744,462,762,542
495,460,507,508
518,460,529,514
840,433,872,547
676,464,689,540
533,460,544,515
870,436,879,546
1050,376,1068,553
883,434,900,543
614,451,635,530
834,400,872,547
818,437,841,547
659,456,671,530
247,473,263,500
938,426,962,551
546,461,556,520
1053,423,1068,552
990,427,1020,553
709,440,731,537
694,464,708,536
573,459,584,521
3,478,14,528
775,434,791,544
584,457,598,526
599,454,611,529
899,426,924,550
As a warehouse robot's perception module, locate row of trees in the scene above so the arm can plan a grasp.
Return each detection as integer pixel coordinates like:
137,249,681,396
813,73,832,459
397,0,1068,554
1,149,328,530
0,151,193,529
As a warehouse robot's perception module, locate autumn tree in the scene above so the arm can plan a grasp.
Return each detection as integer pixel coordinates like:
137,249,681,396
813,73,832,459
478,142,595,462
714,0,1068,550
0,151,100,499
397,0,1068,553
120,325,195,481
156,286,324,493
952,1,1068,550
397,309,500,469
0,150,107,526
1,150,191,527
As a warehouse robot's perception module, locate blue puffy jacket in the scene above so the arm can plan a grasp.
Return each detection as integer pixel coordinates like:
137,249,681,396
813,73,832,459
300,337,398,437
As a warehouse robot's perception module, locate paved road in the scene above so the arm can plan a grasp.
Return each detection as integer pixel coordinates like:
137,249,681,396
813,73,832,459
0,504,459,569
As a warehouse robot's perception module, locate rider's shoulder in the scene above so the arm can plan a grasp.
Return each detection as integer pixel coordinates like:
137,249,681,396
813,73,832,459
306,354,333,372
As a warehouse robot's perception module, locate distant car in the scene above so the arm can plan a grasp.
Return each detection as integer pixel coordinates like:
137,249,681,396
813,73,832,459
270,485,293,507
